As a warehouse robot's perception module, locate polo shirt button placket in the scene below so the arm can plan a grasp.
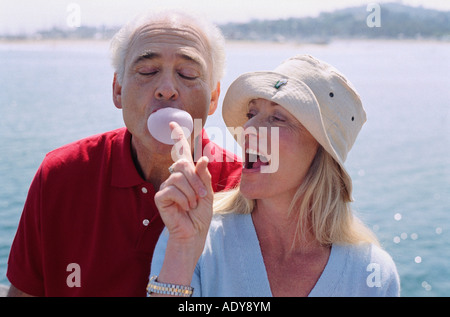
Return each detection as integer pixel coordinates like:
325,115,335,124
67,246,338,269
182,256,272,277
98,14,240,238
140,187,150,227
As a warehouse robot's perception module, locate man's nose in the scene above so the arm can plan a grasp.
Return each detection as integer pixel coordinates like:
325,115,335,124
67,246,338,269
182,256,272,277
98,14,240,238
155,73,179,101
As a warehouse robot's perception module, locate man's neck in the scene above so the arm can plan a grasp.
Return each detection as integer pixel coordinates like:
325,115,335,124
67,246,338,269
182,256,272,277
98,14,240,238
130,132,203,190
130,135,174,190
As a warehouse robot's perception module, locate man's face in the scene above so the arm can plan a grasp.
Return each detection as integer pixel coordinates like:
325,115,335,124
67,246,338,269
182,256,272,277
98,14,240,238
113,23,219,151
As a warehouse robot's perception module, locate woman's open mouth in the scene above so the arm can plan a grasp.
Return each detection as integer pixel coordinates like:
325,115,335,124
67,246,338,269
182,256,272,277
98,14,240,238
244,148,270,171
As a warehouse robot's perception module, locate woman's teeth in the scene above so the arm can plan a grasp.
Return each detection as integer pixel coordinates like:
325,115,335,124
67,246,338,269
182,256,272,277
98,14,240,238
245,148,270,169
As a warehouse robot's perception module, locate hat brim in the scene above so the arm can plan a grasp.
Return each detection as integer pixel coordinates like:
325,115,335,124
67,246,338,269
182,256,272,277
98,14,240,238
222,71,353,193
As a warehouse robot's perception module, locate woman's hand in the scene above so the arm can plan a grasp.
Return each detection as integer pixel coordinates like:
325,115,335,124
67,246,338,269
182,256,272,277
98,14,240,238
155,122,213,244
154,122,213,288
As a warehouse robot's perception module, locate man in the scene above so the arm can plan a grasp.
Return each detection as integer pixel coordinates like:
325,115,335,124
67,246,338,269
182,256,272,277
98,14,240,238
7,10,241,296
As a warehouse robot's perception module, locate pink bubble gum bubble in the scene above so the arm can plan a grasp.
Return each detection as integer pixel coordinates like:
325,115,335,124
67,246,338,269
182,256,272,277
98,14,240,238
147,107,194,145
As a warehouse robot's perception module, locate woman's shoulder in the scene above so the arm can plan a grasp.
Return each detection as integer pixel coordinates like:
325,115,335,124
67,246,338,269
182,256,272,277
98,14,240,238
338,243,397,270
328,243,400,296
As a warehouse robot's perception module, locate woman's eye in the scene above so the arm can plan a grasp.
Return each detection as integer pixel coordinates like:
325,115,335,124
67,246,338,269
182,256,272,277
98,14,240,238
245,112,255,120
272,116,285,122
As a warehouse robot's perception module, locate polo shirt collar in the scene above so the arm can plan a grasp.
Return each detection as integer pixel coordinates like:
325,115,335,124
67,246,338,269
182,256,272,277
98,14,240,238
111,128,145,188
111,128,213,188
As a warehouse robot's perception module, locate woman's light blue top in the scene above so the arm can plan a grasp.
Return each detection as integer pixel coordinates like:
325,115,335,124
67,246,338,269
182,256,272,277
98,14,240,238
150,213,400,297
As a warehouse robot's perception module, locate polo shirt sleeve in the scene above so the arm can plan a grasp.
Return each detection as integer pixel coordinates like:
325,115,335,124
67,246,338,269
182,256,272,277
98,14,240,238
219,159,242,191
208,145,242,192
7,165,45,296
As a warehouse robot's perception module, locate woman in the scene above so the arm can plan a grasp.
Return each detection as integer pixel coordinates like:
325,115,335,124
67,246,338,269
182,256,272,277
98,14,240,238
149,55,400,297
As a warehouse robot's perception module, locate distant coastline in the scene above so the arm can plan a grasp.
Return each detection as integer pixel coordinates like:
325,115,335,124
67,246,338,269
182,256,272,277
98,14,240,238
1,37,448,50
1,3,449,43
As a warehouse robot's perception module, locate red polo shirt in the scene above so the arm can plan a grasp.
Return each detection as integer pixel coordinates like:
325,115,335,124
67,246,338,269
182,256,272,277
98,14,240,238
7,127,241,296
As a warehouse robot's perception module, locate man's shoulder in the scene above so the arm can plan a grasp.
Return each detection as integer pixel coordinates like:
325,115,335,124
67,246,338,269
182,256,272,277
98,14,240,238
43,128,126,166
201,139,242,192
199,136,241,163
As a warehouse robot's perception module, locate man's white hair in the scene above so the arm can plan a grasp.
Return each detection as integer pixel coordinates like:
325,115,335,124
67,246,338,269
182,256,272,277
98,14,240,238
110,9,226,89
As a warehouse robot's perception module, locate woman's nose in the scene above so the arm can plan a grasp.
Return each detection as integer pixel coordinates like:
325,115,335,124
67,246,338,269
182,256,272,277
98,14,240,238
243,115,273,144
243,120,264,146
243,114,268,131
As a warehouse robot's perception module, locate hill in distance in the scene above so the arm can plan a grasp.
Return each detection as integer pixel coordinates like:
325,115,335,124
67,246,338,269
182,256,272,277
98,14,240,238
1,3,449,42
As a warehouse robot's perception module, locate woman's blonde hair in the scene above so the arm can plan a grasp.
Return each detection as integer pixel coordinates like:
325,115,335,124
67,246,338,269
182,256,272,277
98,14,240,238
214,146,379,247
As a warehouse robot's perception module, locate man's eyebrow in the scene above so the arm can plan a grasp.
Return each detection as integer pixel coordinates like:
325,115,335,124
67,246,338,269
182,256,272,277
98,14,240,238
176,52,204,68
133,51,161,66
133,50,206,69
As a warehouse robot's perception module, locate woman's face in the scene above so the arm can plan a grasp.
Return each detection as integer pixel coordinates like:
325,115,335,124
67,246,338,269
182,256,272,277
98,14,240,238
240,98,319,201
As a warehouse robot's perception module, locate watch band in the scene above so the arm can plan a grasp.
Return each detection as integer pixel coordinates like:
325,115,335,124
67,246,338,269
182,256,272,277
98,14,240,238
147,275,194,297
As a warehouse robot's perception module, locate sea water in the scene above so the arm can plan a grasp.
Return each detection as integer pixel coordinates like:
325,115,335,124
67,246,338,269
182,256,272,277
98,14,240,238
0,39,449,296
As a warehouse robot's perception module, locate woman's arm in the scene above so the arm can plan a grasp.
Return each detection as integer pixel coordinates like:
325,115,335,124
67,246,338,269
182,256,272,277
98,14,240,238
150,122,213,296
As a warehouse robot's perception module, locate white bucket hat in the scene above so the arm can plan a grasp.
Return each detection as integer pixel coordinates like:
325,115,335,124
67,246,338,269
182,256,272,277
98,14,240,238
222,54,366,193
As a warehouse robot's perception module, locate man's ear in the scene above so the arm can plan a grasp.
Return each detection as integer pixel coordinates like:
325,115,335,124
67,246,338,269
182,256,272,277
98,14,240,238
112,73,123,109
208,82,220,115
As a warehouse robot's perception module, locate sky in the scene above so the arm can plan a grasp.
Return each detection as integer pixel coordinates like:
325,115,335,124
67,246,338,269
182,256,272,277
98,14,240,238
1,0,450,34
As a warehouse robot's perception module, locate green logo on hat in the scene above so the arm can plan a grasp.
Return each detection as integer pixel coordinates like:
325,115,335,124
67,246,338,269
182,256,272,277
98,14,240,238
274,79,288,89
